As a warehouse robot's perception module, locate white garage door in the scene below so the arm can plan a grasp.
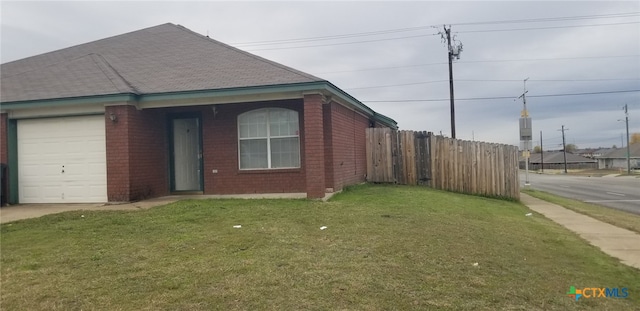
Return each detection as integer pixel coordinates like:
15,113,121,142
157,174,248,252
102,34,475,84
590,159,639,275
18,115,107,203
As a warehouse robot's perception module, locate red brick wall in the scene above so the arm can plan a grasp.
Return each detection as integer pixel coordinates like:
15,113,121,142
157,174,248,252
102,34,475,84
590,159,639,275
105,105,168,201
199,100,307,194
128,108,168,201
323,104,335,191
328,102,369,191
106,100,310,201
105,106,133,201
24,98,376,202
303,94,326,198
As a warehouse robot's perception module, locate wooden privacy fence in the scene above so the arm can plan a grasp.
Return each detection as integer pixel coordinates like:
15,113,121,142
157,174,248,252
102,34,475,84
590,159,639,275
366,128,520,199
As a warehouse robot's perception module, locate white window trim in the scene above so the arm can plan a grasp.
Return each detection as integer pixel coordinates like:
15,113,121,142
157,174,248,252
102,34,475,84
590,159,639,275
238,108,301,170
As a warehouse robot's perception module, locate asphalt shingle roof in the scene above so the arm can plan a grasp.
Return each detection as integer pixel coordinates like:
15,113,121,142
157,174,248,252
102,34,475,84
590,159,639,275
523,151,596,164
600,143,640,159
1,23,325,103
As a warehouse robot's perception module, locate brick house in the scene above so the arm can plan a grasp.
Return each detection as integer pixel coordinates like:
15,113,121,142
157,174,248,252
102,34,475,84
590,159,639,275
596,143,640,170
0,23,396,204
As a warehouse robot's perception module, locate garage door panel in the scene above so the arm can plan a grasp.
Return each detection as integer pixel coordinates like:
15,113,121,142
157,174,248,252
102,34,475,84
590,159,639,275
21,184,65,201
19,142,45,156
18,115,107,203
65,187,93,200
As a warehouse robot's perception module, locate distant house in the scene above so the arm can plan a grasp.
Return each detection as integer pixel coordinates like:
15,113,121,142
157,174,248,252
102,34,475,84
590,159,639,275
575,148,594,158
592,148,616,158
0,23,396,204
520,151,596,170
596,144,640,170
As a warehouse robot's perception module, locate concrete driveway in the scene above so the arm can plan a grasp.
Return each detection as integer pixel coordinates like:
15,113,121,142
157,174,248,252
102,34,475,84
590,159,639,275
0,197,180,224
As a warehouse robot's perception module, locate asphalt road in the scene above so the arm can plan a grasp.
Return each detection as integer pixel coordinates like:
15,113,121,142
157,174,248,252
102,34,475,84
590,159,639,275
520,172,640,215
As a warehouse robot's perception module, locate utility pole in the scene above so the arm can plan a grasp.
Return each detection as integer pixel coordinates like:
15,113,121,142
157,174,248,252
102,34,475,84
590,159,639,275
519,78,532,185
624,104,631,174
540,130,544,173
559,125,569,174
441,25,463,139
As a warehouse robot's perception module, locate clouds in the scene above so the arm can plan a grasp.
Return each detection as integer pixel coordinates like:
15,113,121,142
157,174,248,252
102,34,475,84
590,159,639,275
1,1,639,148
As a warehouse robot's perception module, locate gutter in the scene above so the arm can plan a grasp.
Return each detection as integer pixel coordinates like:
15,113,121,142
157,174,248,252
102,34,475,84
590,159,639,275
1,81,398,128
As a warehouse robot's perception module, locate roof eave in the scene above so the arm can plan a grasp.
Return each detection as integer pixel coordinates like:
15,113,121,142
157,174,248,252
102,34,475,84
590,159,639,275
0,93,139,109
1,81,398,128
321,81,397,129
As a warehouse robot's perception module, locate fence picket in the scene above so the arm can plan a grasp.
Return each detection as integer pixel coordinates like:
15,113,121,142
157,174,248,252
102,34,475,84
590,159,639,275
364,128,521,200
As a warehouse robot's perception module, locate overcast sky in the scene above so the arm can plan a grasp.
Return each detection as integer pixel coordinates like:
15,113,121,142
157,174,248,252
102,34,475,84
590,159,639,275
2,1,639,149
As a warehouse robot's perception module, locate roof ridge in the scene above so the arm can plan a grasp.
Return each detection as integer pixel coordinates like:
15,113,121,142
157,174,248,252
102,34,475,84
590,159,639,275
90,53,140,94
1,23,176,67
171,24,326,82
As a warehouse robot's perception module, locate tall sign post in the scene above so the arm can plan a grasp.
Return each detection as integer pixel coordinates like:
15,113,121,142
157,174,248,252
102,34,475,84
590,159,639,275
519,78,532,186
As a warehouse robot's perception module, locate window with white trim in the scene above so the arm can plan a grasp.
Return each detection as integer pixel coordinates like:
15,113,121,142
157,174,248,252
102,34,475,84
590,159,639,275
238,108,300,169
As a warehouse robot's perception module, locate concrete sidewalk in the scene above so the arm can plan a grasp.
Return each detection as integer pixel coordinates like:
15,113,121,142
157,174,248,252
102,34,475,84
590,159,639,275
521,193,640,270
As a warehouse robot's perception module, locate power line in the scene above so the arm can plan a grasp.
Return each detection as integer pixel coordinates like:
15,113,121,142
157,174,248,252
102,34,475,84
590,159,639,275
231,11,639,47
457,78,640,82
232,26,436,47
316,62,448,74
346,80,448,90
246,33,438,51
456,21,639,33
345,78,640,90
361,89,640,103
245,20,639,51
316,55,640,74
570,136,626,146
459,55,640,63
529,89,640,98
451,12,639,26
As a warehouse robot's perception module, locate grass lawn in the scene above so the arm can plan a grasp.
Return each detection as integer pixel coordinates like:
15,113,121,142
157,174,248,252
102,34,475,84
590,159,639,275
2,184,639,310
522,188,640,234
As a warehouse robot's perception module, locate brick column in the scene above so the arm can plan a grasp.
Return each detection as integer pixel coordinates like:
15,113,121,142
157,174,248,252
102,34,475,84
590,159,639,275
303,94,326,198
323,103,334,192
105,105,133,201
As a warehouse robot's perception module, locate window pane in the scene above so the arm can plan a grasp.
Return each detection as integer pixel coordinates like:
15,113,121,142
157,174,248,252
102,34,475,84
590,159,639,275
238,108,301,170
269,109,299,137
239,110,267,138
271,137,300,168
240,139,268,169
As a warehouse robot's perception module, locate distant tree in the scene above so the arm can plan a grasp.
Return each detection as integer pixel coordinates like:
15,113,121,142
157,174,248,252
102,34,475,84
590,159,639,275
565,144,577,153
533,146,542,153
631,133,640,144
612,145,617,149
